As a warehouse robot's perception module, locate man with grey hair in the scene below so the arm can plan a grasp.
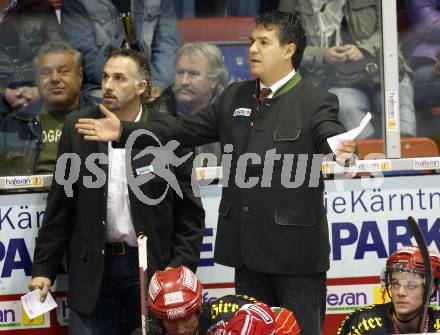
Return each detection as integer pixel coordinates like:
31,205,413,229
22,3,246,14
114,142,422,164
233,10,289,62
29,48,205,335
158,42,228,166
0,40,96,175
173,42,228,116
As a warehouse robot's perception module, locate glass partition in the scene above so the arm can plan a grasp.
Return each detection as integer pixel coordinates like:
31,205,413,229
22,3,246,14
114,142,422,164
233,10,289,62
399,0,440,157
0,0,439,186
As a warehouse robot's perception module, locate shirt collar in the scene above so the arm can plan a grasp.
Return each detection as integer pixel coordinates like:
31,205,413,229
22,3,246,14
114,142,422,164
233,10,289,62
134,105,142,122
260,68,296,99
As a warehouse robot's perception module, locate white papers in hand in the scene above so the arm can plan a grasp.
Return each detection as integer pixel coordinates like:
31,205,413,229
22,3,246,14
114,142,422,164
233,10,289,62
327,112,372,153
21,289,58,319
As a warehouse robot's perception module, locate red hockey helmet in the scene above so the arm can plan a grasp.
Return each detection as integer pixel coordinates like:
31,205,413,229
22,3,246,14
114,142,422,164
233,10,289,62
385,245,440,282
225,302,276,335
148,266,203,320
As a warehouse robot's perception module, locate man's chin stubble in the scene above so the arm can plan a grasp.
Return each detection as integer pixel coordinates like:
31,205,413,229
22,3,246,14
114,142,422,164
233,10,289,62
102,101,119,112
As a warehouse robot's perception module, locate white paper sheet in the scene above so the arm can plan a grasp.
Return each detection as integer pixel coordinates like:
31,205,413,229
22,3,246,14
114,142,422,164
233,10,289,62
327,112,372,153
21,289,58,319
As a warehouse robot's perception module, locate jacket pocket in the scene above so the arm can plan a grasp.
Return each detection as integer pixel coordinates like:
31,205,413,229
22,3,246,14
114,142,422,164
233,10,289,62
143,9,161,20
348,0,377,38
273,128,301,142
141,0,161,20
218,199,230,217
88,12,119,47
274,209,315,226
350,0,376,9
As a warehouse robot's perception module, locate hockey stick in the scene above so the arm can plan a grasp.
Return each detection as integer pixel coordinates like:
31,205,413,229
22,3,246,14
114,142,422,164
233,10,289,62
407,216,433,332
137,235,149,335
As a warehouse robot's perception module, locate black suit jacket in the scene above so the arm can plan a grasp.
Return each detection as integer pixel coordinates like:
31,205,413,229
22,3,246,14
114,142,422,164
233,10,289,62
119,78,346,275
31,106,205,315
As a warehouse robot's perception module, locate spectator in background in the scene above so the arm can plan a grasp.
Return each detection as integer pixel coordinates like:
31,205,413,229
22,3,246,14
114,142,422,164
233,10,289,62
0,41,96,176
61,0,179,100
0,0,63,118
157,42,227,165
279,0,416,138
406,0,440,114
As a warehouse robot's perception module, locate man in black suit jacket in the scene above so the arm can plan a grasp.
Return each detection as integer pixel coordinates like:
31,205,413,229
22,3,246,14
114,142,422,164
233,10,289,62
29,49,205,335
76,11,356,335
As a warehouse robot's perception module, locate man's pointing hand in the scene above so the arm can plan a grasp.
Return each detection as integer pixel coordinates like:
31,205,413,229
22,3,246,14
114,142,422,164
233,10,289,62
76,104,122,142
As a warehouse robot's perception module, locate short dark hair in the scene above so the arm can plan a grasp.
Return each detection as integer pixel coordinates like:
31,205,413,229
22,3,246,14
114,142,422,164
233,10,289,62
107,48,152,101
255,10,307,70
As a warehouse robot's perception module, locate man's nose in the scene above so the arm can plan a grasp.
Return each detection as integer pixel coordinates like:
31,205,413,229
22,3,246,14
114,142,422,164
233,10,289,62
181,72,190,85
397,285,407,296
50,70,61,82
103,78,113,90
249,41,258,54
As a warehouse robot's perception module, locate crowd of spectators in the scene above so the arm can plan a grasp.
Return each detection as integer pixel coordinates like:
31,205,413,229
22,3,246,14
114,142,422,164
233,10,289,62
0,0,439,176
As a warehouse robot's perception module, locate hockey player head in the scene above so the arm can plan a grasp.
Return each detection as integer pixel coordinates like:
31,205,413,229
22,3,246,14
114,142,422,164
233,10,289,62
225,302,276,335
148,266,203,335
383,245,440,323
225,302,300,335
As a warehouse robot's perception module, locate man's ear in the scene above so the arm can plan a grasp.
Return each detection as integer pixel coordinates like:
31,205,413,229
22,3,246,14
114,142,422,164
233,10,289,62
78,66,84,85
209,78,218,90
136,80,148,96
285,42,296,61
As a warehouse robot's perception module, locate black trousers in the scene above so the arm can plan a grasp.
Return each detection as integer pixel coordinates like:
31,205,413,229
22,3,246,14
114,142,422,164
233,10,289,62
235,267,327,335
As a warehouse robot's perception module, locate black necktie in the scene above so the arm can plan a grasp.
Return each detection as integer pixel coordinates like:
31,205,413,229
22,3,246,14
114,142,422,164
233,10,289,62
258,87,272,106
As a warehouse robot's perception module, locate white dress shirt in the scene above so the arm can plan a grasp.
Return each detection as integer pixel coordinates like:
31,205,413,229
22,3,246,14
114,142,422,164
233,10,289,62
260,68,296,99
105,107,142,247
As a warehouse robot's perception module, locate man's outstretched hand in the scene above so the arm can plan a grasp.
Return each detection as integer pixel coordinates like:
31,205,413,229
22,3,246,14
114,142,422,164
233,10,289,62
76,104,121,142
